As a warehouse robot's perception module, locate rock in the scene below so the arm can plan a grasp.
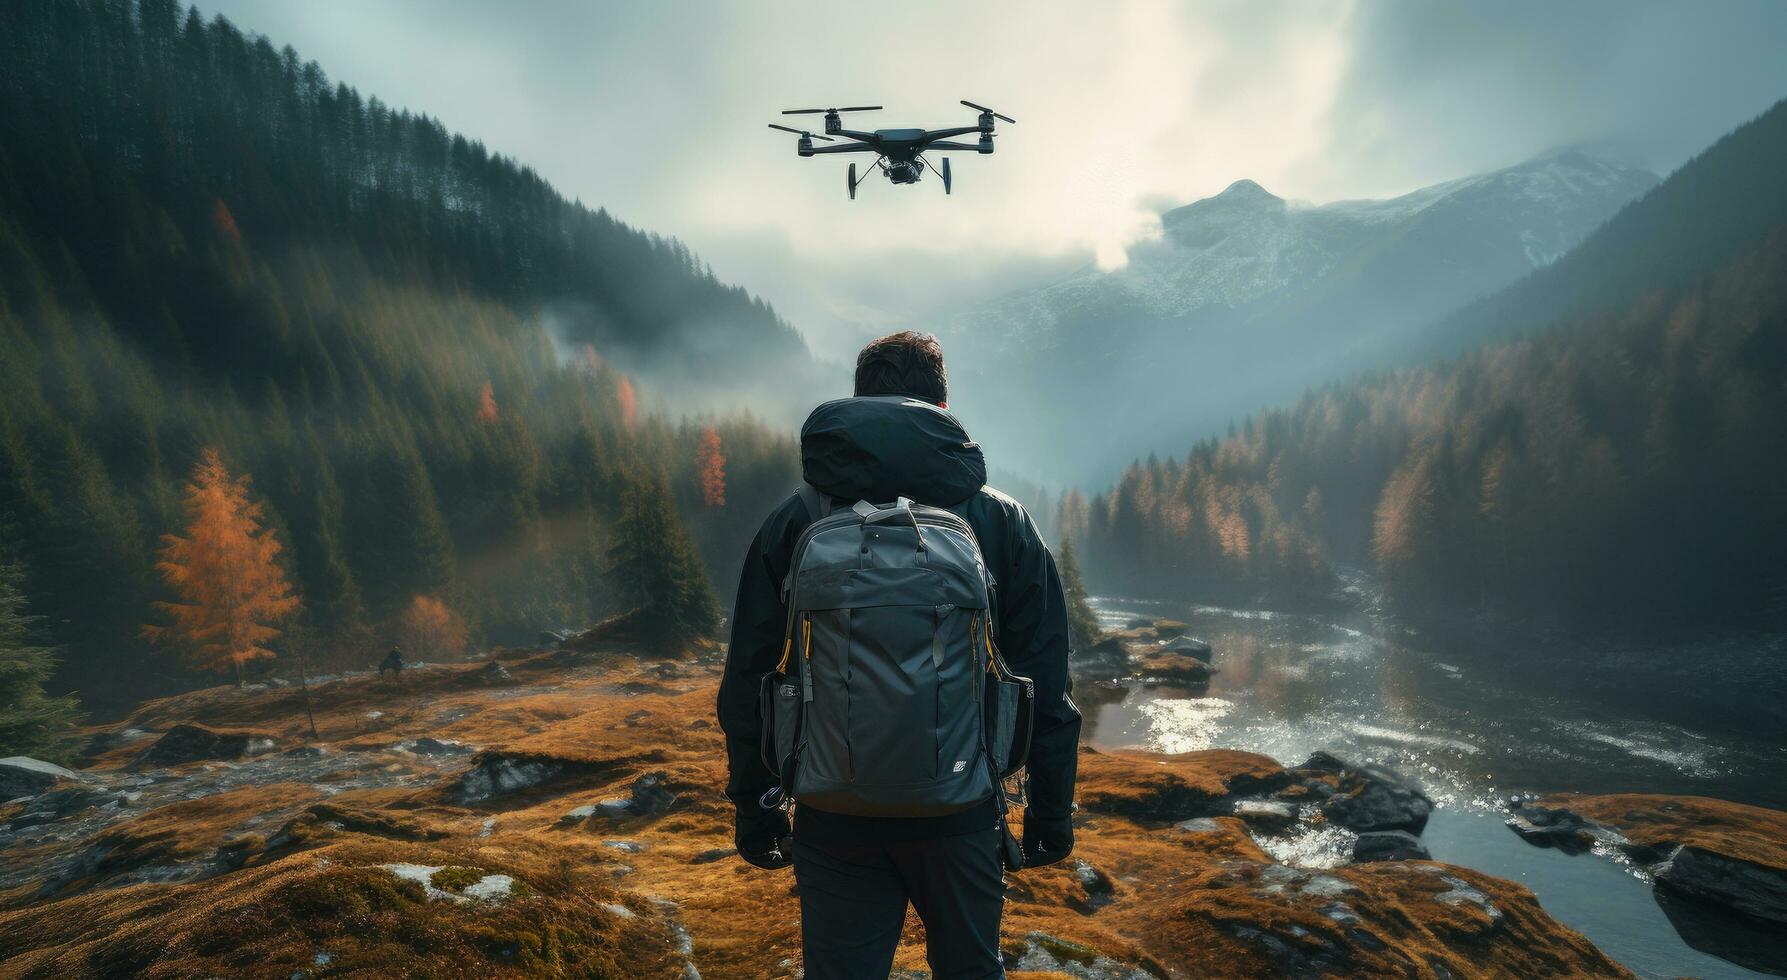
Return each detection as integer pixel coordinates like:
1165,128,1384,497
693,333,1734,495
1231,799,1299,833
1175,817,1226,834
1146,620,1189,639
1504,803,1597,854
1528,793,1787,927
1320,763,1433,834
1131,650,1215,685
1294,751,1348,775
399,737,473,757
1069,860,1117,913
1006,932,1153,979
454,752,594,805
623,710,651,727
136,725,271,767
80,729,150,758
1072,636,1132,677
1353,830,1430,862
477,660,515,685
0,757,84,799
561,804,598,825
1125,617,1154,629
602,839,647,853
692,847,734,864
1656,845,1787,924
1160,635,1214,663
8,785,134,827
595,798,634,819
626,773,680,818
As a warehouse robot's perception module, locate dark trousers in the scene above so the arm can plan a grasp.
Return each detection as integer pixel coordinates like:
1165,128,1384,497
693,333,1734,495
793,829,1006,979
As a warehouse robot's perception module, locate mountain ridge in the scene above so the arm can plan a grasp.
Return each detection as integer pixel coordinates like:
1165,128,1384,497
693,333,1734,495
938,149,1659,483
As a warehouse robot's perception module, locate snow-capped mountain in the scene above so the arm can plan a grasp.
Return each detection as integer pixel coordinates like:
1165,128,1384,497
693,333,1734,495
940,150,1658,482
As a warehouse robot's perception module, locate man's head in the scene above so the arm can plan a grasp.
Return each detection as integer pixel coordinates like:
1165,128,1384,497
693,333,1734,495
855,331,948,407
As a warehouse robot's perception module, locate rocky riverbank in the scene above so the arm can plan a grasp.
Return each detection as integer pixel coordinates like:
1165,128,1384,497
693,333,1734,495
0,630,1636,978
1505,792,1787,974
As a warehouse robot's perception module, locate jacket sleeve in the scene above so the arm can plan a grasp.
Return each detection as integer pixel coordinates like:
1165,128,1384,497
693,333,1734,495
716,507,794,817
997,506,1082,823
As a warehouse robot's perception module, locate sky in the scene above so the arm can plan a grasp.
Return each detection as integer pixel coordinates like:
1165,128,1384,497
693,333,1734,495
203,0,1787,361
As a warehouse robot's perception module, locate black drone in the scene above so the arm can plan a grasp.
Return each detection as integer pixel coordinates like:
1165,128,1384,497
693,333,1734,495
768,101,1015,199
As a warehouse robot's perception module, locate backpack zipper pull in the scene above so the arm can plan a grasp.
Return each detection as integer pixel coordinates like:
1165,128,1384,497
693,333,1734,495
932,604,953,668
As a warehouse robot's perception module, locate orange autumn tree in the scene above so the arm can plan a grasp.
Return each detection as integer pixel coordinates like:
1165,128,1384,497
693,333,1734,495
144,448,301,686
477,380,499,423
695,425,726,507
616,374,638,429
400,594,467,662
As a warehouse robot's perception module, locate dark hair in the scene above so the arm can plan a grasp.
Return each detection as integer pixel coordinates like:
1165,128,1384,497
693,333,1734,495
854,331,948,404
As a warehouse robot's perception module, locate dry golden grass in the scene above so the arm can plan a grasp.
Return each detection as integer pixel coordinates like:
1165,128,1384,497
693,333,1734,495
1541,792,1787,871
1,647,1635,978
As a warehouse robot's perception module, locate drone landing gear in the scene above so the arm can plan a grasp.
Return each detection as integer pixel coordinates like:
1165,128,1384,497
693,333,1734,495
942,157,952,195
848,163,857,200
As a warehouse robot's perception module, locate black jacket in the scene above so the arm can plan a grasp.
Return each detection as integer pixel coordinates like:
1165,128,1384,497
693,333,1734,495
716,396,1081,845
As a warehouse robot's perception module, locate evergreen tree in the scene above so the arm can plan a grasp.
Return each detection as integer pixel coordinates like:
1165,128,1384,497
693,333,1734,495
0,545,80,761
1056,536,1102,654
607,465,719,657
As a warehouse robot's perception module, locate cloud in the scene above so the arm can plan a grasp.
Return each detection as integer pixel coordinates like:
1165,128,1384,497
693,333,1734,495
203,0,1787,348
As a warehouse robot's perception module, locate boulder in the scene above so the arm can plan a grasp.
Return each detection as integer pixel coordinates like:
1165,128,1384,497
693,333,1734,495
1294,751,1348,775
1320,763,1433,834
477,660,515,686
1231,799,1299,833
1504,803,1597,854
454,753,586,804
573,773,683,824
1069,860,1117,913
1132,650,1215,685
136,725,270,767
0,757,84,799
1353,830,1430,862
1146,620,1189,639
1161,635,1214,663
1072,635,1132,677
1656,845,1787,925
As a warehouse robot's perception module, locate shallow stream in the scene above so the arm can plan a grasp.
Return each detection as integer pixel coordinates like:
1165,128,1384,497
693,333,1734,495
1084,589,1785,979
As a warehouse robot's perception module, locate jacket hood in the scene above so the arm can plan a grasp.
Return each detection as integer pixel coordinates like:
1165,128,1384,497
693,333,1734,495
800,396,986,507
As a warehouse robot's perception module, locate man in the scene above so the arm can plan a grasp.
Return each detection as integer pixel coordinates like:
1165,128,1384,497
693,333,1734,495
717,331,1081,979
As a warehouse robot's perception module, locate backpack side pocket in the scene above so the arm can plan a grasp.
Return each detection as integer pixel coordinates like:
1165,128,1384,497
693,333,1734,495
759,670,803,781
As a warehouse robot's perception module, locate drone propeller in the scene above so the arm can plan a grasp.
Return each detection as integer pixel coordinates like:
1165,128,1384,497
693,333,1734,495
768,123,834,141
961,100,1015,124
782,106,882,115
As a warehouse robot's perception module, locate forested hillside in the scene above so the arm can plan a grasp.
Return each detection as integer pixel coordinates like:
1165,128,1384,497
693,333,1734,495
1072,101,1787,634
0,0,805,719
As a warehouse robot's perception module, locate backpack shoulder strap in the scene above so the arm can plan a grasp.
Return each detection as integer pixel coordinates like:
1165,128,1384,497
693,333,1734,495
795,482,833,521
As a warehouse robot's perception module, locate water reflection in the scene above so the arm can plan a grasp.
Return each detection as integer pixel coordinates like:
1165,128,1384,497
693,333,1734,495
1079,594,1783,980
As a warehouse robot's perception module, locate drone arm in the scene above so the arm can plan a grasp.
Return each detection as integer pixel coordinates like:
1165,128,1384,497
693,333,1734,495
805,142,881,154
918,126,981,141
834,129,882,142
923,140,981,151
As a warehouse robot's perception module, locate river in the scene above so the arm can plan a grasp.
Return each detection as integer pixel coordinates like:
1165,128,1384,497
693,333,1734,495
1082,585,1786,980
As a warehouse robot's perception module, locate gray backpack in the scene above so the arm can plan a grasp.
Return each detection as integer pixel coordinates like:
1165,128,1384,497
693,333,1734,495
760,487,1032,819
